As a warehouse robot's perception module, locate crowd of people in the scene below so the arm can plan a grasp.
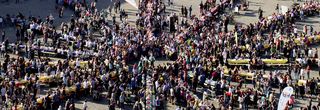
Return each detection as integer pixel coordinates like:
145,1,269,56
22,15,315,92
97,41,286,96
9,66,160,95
0,0,320,110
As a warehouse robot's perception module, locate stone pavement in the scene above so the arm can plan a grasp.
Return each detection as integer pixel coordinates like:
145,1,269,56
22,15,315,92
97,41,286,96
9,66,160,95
234,0,320,31
0,0,320,109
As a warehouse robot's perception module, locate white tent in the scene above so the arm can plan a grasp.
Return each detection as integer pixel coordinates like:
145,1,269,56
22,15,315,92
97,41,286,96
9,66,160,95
125,0,138,9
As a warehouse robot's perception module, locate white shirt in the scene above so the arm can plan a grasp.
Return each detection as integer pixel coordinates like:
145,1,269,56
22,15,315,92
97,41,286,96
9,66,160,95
70,71,74,79
119,94,125,103
75,50,79,57
83,102,88,109
294,28,298,34
238,96,243,102
63,34,68,40
83,81,88,89
220,71,224,79
308,49,313,58
57,106,62,110
170,88,174,96
30,23,37,29
300,68,304,76
292,49,296,57
155,81,159,89
0,18,3,23
76,59,80,67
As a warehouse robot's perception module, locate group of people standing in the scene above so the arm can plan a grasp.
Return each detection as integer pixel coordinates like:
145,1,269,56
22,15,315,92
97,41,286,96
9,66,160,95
0,0,320,110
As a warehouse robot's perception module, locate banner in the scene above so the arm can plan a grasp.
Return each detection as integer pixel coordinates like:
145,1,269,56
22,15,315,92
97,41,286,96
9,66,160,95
125,0,138,9
277,87,294,110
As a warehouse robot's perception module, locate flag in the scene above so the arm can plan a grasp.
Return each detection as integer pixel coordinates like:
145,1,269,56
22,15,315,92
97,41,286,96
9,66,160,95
277,87,294,110
125,0,138,9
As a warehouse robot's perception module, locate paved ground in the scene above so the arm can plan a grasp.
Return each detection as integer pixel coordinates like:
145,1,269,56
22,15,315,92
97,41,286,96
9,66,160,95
1,0,320,110
234,0,320,31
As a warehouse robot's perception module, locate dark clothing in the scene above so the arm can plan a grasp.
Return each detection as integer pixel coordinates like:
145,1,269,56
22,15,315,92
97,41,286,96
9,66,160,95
300,86,305,99
1,32,5,41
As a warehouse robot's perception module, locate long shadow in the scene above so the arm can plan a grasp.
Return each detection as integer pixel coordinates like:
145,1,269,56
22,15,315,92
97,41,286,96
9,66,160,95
242,12,256,17
250,4,261,7
299,20,319,24
248,1,263,5
167,8,179,12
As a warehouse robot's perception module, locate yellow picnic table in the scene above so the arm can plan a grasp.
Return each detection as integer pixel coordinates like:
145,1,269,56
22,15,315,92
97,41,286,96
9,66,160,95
227,59,250,64
262,59,288,64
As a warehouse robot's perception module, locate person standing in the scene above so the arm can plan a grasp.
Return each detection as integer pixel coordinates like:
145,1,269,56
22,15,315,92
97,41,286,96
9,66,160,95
308,99,312,110
119,92,125,109
306,65,311,79
310,25,313,35
117,1,121,11
258,7,263,19
189,6,192,18
1,31,5,42
310,79,316,96
184,6,188,17
199,1,203,14
154,96,161,110
170,87,175,103
58,105,63,110
318,57,320,76
119,10,123,22
244,93,250,110
83,100,88,110
16,29,20,41
303,25,308,35
224,16,229,33
1,86,6,103
112,14,116,25
238,95,243,109
133,100,142,110
300,67,304,79
4,39,8,54
300,9,304,20
300,84,305,99
114,2,118,13
65,99,70,110
275,4,279,13
109,101,116,110
59,7,64,18
0,16,3,28
317,95,320,107
108,7,112,16
181,6,184,17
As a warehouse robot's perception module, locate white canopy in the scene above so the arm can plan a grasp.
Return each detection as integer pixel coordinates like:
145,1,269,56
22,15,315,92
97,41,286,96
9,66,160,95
125,0,138,9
